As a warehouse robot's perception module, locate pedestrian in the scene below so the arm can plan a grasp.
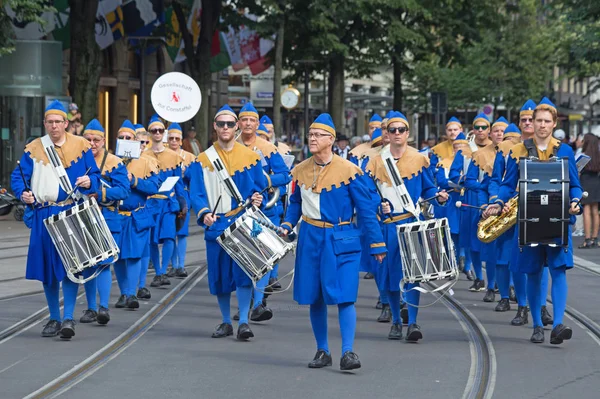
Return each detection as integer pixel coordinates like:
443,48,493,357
577,133,600,248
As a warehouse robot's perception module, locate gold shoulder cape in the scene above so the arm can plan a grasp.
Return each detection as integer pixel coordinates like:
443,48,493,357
497,140,516,158
349,142,371,158
248,136,278,159
292,154,363,193
366,146,430,185
197,142,260,175
277,142,291,155
509,137,560,162
97,152,123,174
471,143,496,176
145,148,183,172
25,133,91,167
431,140,453,164
128,156,158,179
178,149,196,168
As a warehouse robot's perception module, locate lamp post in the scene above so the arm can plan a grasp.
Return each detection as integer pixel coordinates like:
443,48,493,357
294,60,320,149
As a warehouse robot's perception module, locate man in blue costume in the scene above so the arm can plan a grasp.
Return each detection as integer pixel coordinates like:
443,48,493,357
366,111,448,343
79,119,130,324
349,114,382,168
487,97,581,344
237,103,291,322
281,113,387,370
11,100,100,339
190,105,267,340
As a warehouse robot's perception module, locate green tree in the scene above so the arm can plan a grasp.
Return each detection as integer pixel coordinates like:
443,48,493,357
0,0,54,56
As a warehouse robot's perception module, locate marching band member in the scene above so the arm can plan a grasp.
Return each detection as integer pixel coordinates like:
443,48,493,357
366,111,448,342
135,125,150,152
486,98,582,344
430,117,462,174
238,104,291,321
166,122,196,279
11,100,100,339
80,119,130,324
111,120,159,307
349,114,382,168
472,113,492,150
190,104,267,340
259,115,291,155
280,113,386,370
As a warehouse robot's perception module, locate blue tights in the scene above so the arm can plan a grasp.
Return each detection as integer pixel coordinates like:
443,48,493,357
115,259,143,296
462,248,472,272
471,250,483,280
270,263,279,279
170,236,187,269
43,277,79,321
496,264,510,299
150,239,175,276
310,299,356,355
253,274,269,309
528,266,567,328
139,256,150,288
486,257,496,290
513,271,528,306
389,285,419,324
82,265,112,309
216,287,252,325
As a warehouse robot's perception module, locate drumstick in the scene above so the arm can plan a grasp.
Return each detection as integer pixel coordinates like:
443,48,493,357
211,195,222,216
573,192,588,209
419,188,456,204
455,201,486,210
17,161,35,209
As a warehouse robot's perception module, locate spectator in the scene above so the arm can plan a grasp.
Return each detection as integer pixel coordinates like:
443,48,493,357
350,136,362,149
578,133,600,248
67,103,81,121
67,118,83,136
182,126,202,156
334,134,350,159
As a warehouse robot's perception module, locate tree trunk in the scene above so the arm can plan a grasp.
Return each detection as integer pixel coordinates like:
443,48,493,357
272,19,285,139
328,56,345,133
393,48,403,112
68,0,101,123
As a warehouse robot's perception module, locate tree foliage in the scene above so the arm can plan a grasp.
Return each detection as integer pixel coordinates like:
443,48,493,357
0,0,54,56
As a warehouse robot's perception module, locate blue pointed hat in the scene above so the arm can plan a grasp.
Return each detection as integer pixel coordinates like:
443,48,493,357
473,113,490,126
371,127,382,145
148,114,165,131
134,123,146,134
369,114,382,127
45,100,68,120
504,123,521,138
260,115,273,127
492,116,509,129
382,110,394,127
446,116,462,127
387,111,410,129
239,102,259,120
168,122,183,137
520,99,537,117
256,123,269,138
536,97,557,113
453,132,468,144
119,120,136,136
215,104,238,121
84,118,105,137
310,113,336,137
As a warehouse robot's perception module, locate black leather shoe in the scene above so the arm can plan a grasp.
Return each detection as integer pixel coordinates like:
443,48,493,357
495,298,511,312
237,323,254,340
233,309,240,321
464,270,475,281
469,279,485,292
541,306,553,327
375,297,383,310
211,323,233,338
405,323,423,342
550,324,572,345
79,309,97,323
483,289,495,303
388,323,403,340
530,326,544,343
377,304,392,323
115,294,127,308
401,304,409,325
97,307,110,325
250,304,273,322
175,268,188,278
511,306,529,326
137,287,151,299
268,277,282,290
308,350,332,369
364,272,374,280
150,275,162,288
494,283,499,293
340,351,361,371
126,295,140,309
60,319,76,339
509,286,517,303
166,267,176,277
41,320,61,337
160,275,171,286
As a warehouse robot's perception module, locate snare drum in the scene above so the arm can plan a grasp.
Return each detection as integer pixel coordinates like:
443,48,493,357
43,197,120,283
217,206,294,283
518,158,569,247
396,217,458,285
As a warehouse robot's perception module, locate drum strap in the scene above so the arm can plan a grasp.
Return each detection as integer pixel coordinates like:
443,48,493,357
523,138,559,159
205,146,244,204
41,134,74,194
381,152,420,218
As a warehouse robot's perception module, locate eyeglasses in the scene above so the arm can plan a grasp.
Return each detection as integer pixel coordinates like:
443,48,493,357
45,120,66,125
118,135,134,140
474,125,489,131
520,118,533,123
86,137,104,144
215,121,236,129
388,127,408,134
150,128,165,134
308,132,333,139
168,137,181,141
139,140,149,145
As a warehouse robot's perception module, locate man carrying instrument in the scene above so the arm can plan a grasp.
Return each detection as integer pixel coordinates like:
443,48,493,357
365,111,448,343
281,113,386,370
485,97,582,345
79,119,130,324
237,103,291,322
190,105,266,340
11,100,100,339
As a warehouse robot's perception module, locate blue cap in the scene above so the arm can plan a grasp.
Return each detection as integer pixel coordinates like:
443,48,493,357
256,123,269,137
446,116,462,127
473,113,490,126
215,104,238,121
453,132,467,144
369,114,383,127
148,114,165,131
119,120,136,135
45,100,68,120
84,118,105,137
504,123,521,138
492,116,509,128
371,127,382,145
536,97,557,113
168,122,183,137
260,115,273,126
310,113,336,137
520,99,537,117
133,123,146,134
387,111,410,129
239,103,259,120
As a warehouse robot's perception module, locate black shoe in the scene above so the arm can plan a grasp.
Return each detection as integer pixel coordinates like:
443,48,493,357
233,309,240,321
308,350,332,369
550,324,572,345
41,320,61,337
495,298,511,312
530,326,544,343
160,274,171,286
483,289,495,303
405,323,423,342
375,297,383,310
364,272,374,280
388,323,403,340
79,309,97,323
60,319,76,339
237,323,254,340
459,256,465,272
509,286,517,303
175,268,188,278
211,323,233,338
115,294,127,308
511,306,529,326
137,287,151,299
150,275,162,288
494,283,499,293
250,304,273,322
401,304,409,325
126,295,140,309
541,306,553,327
464,270,475,281
268,277,282,290
97,307,110,325
340,351,361,371
377,304,392,323
469,279,485,292
166,266,176,277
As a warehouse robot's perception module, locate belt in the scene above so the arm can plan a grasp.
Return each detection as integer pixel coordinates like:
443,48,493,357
38,199,74,208
106,205,145,216
382,213,413,224
302,215,351,228
148,192,174,200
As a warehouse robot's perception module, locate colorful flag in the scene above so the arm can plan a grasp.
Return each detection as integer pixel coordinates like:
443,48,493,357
174,0,201,63
210,31,231,73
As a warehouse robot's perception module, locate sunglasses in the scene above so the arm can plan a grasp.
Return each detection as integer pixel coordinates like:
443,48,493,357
474,125,488,131
150,128,165,134
388,127,409,134
168,137,181,141
520,118,533,123
139,140,149,145
215,121,236,129
118,135,134,140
